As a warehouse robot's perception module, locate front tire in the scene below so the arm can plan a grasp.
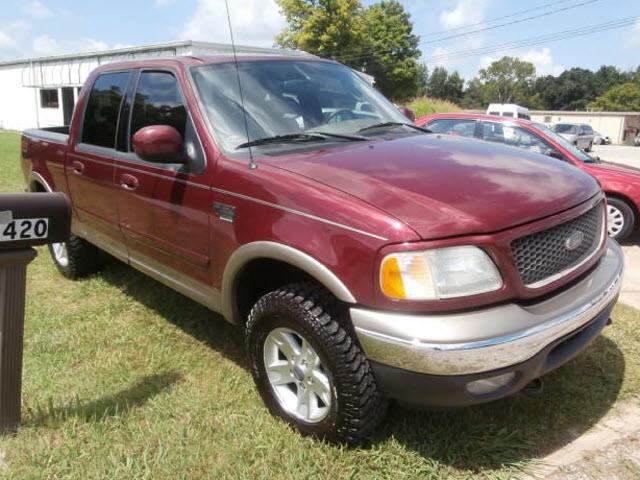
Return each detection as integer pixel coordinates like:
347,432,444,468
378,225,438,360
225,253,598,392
246,283,386,445
48,234,99,279
585,141,593,152
607,197,635,241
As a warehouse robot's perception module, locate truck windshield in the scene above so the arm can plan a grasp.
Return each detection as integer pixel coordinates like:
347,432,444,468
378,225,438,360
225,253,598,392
191,60,408,151
534,123,596,163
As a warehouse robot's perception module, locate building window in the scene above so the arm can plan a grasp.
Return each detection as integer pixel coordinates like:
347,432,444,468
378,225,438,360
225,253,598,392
40,89,59,109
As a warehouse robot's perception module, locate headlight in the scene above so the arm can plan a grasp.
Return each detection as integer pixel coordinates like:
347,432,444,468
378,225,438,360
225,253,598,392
380,246,502,300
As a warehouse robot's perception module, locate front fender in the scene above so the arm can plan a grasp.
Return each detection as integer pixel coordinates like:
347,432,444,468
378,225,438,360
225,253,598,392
221,241,357,323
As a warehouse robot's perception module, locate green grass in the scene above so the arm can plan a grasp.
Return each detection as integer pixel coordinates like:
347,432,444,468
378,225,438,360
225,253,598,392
1,129,639,478
407,96,461,118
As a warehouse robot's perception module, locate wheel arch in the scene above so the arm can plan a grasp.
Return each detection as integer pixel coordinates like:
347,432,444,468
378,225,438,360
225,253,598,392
222,241,356,325
29,171,53,193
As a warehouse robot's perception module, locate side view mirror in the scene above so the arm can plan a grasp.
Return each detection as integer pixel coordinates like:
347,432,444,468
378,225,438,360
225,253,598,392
132,125,184,163
399,107,416,122
545,149,564,160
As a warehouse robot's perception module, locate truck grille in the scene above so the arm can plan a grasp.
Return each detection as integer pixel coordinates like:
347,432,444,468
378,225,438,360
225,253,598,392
511,203,604,287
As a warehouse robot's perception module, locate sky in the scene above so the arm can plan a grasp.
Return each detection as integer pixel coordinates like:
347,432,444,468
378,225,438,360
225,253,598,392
0,0,638,79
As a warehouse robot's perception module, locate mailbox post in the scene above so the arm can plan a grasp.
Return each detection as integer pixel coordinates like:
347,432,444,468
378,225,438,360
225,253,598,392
0,193,70,433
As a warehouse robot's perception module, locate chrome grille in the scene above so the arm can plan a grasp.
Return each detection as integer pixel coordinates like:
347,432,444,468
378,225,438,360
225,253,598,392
511,203,604,287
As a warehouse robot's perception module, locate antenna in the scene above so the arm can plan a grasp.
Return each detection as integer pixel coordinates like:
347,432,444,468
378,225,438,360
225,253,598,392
224,0,257,170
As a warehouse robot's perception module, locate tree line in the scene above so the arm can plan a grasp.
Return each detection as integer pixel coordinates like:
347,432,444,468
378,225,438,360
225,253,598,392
275,0,640,111
424,59,640,111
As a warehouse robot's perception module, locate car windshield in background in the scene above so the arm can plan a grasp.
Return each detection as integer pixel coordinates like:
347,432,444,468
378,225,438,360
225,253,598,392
534,123,595,163
190,60,410,151
553,124,577,134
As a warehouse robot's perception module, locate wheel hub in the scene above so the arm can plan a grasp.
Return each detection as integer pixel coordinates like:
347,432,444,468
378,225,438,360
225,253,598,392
263,327,332,423
607,204,625,237
52,242,69,267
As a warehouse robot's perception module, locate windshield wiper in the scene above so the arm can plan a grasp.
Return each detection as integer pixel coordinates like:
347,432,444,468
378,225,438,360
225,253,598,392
357,122,432,134
237,131,367,149
307,131,368,141
237,133,328,149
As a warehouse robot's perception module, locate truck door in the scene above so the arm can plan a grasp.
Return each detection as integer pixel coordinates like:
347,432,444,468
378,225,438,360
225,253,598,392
66,71,132,261
113,69,213,294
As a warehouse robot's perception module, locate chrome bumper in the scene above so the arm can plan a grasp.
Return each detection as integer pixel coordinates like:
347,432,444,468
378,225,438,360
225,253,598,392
352,239,624,376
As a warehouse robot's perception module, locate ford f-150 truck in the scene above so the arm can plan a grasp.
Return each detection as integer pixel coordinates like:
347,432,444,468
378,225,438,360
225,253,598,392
20,55,623,445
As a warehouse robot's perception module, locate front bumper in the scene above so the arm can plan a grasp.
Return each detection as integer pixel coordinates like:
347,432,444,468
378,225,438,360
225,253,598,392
351,239,623,407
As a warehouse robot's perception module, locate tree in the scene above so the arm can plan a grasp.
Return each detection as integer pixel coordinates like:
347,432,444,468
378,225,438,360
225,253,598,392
275,0,422,101
588,82,640,111
477,56,536,105
424,66,464,103
533,75,563,109
361,1,421,100
415,63,429,96
460,78,485,108
275,0,367,60
592,65,624,97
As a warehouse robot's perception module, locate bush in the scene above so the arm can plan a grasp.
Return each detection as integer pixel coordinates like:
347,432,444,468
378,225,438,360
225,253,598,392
406,96,461,118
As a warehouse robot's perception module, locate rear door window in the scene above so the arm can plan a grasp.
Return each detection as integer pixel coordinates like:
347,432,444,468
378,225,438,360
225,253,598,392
81,71,131,148
426,119,477,138
130,71,187,143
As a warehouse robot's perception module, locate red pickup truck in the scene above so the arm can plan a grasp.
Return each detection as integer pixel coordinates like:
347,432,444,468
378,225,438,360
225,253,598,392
21,55,623,445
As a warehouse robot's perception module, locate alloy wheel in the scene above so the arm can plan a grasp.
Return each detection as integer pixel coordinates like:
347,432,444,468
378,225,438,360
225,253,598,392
52,242,69,267
263,327,332,423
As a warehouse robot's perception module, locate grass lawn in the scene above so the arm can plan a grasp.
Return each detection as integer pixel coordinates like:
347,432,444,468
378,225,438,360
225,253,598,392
0,129,639,479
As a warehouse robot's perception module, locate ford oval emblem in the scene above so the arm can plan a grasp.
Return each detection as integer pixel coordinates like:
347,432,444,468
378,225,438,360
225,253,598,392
565,230,585,251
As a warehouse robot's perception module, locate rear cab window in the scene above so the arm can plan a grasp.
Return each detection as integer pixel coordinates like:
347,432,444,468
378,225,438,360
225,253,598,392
81,71,131,149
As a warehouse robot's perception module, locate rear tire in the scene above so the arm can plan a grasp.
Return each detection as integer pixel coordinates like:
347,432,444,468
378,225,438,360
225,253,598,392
246,283,386,445
606,197,635,242
48,234,99,279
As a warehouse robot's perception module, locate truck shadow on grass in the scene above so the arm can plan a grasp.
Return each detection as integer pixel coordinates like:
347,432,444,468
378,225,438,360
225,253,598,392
98,256,625,472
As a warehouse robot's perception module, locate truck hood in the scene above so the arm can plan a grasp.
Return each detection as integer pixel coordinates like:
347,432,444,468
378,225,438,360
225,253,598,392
263,134,600,239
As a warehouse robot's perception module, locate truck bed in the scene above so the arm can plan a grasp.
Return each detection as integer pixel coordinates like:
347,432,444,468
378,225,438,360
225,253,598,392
23,126,69,144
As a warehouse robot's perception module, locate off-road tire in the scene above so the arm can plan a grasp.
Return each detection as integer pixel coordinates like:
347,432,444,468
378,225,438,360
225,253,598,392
246,282,387,445
48,234,99,279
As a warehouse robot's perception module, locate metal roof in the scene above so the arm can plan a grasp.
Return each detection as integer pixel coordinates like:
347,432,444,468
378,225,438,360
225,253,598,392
0,40,309,67
531,110,640,116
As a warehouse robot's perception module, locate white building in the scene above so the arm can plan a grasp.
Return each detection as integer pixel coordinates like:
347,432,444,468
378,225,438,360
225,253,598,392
0,40,311,131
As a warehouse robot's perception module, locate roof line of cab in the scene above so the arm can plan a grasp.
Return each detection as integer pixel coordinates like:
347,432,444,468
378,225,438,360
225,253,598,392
91,53,329,73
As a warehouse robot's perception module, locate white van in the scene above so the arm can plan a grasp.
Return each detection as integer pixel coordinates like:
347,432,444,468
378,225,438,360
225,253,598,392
486,103,531,120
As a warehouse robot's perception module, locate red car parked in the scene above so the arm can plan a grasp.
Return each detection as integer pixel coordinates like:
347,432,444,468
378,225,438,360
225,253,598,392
19,56,623,444
417,113,640,241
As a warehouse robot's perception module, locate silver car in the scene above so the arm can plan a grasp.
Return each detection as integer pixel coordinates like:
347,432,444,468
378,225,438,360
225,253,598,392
552,123,595,151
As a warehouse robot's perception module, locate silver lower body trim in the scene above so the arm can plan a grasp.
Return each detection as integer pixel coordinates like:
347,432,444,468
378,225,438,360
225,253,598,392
352,239,624,376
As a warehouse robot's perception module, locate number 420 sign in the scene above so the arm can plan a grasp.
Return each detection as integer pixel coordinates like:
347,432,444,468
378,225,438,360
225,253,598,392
0,211,49,242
